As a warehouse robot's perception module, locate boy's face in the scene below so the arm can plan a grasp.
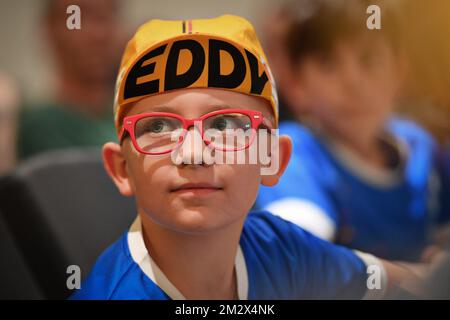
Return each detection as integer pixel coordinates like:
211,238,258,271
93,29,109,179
292,37,404,130
103,88,291,235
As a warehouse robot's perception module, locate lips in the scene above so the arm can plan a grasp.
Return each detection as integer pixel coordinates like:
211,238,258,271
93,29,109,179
170,182,223,193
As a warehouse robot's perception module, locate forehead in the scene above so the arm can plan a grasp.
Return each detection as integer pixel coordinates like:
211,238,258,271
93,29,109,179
332,35,394,57
125,88,273,119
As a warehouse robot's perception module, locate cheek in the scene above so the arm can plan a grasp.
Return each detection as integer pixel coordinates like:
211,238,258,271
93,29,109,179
362,71,398,112
127,156,171,210
307,72,346,109
224,164,261,209
379,70,399,97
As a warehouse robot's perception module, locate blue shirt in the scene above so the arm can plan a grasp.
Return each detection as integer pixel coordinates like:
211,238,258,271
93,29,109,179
70,211,374,300
257,118,441,261
437,147,450,225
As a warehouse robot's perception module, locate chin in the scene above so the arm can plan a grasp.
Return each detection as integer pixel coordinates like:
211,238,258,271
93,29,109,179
168,207,237,235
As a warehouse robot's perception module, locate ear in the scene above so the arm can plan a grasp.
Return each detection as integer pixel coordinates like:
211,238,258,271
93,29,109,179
102,142,134,197
261,135,292,187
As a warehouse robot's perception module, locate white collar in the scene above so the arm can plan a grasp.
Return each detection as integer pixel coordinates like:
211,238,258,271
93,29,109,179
323,133,409,188
127,216,249,300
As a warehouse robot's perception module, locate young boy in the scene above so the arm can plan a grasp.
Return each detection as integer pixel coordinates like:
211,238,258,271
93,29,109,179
70,15,419,300
257,0,446,261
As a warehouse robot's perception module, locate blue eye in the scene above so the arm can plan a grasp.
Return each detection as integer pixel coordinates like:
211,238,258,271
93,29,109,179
149,119,167,133
209,115,250,131
212,117,228,131
135,117,180,138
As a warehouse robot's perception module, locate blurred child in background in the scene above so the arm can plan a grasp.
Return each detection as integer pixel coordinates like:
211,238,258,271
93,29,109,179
257,0,447,261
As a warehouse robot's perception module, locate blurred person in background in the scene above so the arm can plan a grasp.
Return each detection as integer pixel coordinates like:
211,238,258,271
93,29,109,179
18,0,124,160
257,0,449,262
0,72,20,174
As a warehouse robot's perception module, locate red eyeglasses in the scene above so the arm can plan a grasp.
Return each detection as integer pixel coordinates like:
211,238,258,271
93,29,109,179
119,109,267,155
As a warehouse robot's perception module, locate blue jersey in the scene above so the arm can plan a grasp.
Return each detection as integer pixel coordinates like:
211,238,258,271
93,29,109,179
257,118,441,261
437,147,450,225
70,211,383,300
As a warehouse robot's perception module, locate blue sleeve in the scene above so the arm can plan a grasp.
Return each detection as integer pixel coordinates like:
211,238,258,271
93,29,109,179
243,212,368,299
288,221,368,299
68,233,143,300
389,118,449,225
256,122,339,224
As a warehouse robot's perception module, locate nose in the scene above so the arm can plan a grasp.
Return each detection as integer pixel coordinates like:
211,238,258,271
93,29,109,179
173,126,208,166
343,59,362,92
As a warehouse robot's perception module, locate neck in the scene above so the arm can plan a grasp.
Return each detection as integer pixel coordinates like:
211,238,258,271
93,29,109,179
140,213,245,300
315,118,389,168
56,73,111,117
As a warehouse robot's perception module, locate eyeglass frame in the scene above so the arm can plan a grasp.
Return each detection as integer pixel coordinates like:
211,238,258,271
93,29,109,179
119,108,271,155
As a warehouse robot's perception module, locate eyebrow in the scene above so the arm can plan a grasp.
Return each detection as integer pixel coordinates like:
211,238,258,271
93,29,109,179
139,104,235,114
136,104,276,129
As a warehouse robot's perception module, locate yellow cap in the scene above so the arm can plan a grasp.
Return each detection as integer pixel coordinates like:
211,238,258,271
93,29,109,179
113,14,278,134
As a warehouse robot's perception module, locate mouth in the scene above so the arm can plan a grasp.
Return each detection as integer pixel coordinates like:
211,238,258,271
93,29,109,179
170,183,223,196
